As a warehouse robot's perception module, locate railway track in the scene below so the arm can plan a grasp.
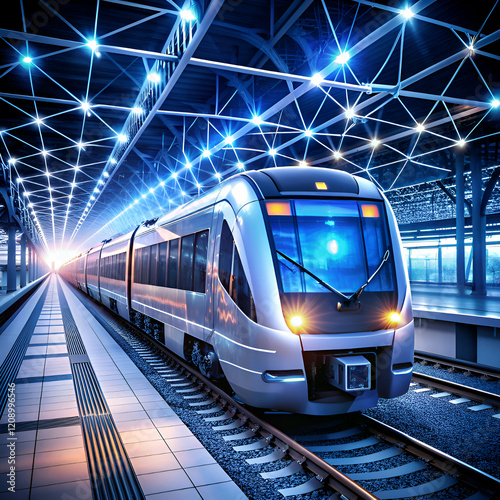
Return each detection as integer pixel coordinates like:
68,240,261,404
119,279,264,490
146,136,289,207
414,352,500,382
80,292,500,499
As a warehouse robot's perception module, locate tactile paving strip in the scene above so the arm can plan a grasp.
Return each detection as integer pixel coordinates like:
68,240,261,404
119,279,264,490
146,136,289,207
57,281,145,499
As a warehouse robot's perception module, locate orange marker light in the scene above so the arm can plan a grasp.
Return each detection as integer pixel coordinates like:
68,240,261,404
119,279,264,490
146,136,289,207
361,204,380,218
266,201,291,216
315,182,328,190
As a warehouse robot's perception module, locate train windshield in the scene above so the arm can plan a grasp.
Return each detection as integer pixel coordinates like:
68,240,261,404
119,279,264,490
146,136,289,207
266,199,395,295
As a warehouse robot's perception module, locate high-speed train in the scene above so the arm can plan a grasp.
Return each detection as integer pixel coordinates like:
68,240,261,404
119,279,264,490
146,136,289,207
60,167,414,415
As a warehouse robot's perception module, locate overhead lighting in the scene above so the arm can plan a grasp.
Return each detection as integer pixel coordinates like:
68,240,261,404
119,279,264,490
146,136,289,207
117,134,127,143
71,182,76,188
180,9,196,21
160,180,165,186
215,173,222,179
311,73,324,86
94,187,100,193
77,142,85,149
132,106,143,115
304,129,313,137
149,188,154,194
147,72,161,83
401,7,414,19
134,199,139,204
251,115,262,126
86,39,98,51
334,51,350,65
81,101,91,112
345,108,355,119
35,118,43,125
73,165,79,171
17,177,22,183
492,99,500,108
45,171,50,177
172,172,178,179
90,196,95,200
186,162,192,169
299,161,307,167
181,191,186,196
225,135,234,145
8,158,16,165
415,123,425,132
196,183,201,189
457,139,466,147
237,162,245,170
371,139,381,147
110,158,117,164
333,151,342,159
41,150,48,156
98,179,105,185
203,150,211,158
23,56,32,64
269,148,277,157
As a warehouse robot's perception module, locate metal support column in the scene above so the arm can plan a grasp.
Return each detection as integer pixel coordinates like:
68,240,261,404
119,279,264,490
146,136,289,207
455,151,466,290
471,143,487,295
20,234,26,288
7,224,17,293
28,244,33,283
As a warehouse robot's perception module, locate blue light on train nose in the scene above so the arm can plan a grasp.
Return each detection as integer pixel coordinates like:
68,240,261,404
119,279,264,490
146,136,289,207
262,370,305,383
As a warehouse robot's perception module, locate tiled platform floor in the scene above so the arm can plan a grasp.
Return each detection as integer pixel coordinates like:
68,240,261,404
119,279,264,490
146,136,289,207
0,274,247,499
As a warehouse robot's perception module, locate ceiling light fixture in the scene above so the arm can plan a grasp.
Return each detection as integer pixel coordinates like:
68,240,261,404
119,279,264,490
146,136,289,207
334,51,350,65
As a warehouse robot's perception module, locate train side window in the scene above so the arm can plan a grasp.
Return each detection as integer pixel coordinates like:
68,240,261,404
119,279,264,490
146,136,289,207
193,230,209,293
180,234,195,290
158,242,168,287
119,252,126,281
149,244,158,286
218,220,257,322
167,238,179,288
219,221,233,293
231,248,257,322
134,248,141,283
141,245,150,284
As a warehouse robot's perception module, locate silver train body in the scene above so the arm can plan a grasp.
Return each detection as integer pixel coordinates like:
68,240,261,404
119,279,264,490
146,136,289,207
60,167,414,415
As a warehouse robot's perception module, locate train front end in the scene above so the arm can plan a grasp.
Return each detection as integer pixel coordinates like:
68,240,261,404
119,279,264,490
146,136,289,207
221,167,413,415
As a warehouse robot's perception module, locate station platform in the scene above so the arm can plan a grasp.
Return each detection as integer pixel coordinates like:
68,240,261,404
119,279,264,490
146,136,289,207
411,283,500,327
0,274,246,499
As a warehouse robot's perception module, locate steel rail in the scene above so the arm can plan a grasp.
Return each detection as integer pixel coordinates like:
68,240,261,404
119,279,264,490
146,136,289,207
411,371,500,408
414,352,500,381
358,414,500,497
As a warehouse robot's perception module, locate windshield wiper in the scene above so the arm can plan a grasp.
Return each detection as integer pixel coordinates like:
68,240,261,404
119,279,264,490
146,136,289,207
350,249,391,302
276,250,349,300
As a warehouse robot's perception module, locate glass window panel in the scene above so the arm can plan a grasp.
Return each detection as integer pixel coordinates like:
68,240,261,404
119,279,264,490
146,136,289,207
409,248,438,282
134,248,141,283
219,221,233,293
149,244,158,286
141,245,150,284
232,248,256,321
167,239,179,288
180,234,195,290
487,244,500,284
193,230,209,293
158,242,168,287
442,247,457,283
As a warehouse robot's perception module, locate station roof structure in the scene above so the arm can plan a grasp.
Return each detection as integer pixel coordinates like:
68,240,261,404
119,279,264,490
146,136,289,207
0,0,499,259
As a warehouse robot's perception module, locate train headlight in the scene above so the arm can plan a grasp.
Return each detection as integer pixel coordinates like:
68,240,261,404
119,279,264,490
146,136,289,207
389,312,401,324
290,316,303,327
